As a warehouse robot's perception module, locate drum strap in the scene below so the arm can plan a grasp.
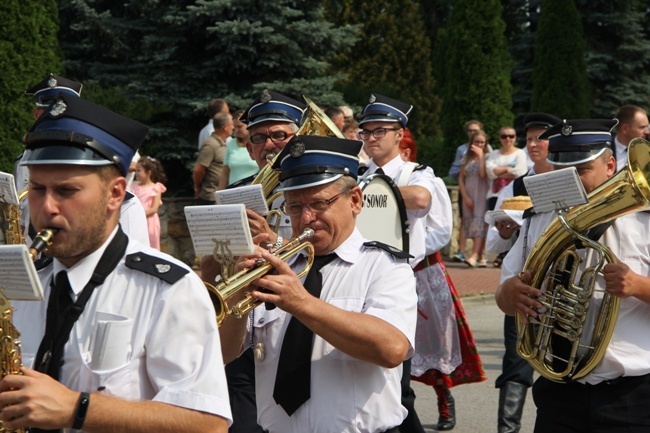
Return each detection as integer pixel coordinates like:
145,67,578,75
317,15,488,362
397,161,419,187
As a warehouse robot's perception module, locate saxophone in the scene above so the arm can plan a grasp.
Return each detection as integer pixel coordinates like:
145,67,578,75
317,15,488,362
0,190,58,432
516,137,650,382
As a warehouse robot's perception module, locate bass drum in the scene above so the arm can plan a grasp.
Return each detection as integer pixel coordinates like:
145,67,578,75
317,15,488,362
356,174,410,254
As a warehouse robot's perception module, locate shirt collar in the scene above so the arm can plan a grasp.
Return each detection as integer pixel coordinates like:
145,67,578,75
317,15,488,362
52,226,119,296
367,154,404,178
331,228,365,265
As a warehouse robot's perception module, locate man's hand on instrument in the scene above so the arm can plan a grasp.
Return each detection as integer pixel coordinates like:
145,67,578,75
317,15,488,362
246,209,277,245
0,368,78,430
603,262,640,299
497,271,543,321
495,220,519,239
250,250,308,316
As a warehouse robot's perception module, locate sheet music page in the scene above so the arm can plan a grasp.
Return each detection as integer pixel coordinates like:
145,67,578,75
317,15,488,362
523,167,588,213
184,204,255,256
214,184,269,216
0,171,19,205
90,312,133,371
0,245,44,301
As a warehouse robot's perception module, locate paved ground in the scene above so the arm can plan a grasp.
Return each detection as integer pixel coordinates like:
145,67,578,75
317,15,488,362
411,258,537,432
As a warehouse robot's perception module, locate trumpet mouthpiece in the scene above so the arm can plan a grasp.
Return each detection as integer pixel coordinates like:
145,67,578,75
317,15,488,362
302,228,314,239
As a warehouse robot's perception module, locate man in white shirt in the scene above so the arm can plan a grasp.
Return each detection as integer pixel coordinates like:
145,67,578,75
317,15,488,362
496,118,650,433
0,93,232,432
219,134,417,433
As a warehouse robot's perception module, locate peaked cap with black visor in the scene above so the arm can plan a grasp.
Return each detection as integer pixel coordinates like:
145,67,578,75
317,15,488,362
358,93,413,127
25,73,83,108
240,89,307,128
540,119,618,166
272,135,363,192
21,93,149,176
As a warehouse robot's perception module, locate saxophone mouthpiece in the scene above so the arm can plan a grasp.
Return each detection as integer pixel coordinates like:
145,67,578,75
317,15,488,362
28,228,60,261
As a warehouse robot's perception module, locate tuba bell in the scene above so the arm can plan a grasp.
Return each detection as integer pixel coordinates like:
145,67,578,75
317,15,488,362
516,137,650,382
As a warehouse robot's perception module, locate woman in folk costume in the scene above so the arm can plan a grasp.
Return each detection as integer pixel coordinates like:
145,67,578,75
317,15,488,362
400,131,487,431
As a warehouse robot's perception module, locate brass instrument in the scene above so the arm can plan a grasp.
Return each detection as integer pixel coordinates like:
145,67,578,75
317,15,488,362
207,228,314,326
0,227,58,433
516,137,650,382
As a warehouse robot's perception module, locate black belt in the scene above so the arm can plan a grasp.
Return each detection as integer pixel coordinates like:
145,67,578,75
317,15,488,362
585,372,650,387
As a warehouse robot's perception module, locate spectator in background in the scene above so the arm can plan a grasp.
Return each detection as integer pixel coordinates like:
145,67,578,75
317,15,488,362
342,118,370,165
194,112,233,204
485,126,528,210
612,105,649,171
340,104,354,125
198,98,229,149
325,105,345,132
458,130,489,268
218,109,259,189
132,156,167,250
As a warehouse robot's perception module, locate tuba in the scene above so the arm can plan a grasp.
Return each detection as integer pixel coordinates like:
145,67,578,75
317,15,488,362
0,227,58,433
516,137,650,382
207,229,314,326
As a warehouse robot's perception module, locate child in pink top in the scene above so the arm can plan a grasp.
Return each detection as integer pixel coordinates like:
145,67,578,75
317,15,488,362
131,156,167,250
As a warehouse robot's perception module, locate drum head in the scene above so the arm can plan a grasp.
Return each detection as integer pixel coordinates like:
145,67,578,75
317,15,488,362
356,174,410,254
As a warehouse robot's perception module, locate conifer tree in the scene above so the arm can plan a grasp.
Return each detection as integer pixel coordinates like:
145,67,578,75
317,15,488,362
0,0,62,173
437,0,513,168
577,0,650,117
531,0,589,118
324,0,440,140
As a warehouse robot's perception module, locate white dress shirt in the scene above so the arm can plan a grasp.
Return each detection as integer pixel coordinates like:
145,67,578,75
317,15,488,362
13,229,232,431
249,228,417,433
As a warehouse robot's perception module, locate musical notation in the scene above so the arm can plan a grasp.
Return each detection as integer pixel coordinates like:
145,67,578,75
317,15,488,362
214,184,269,216
0,171,19,205
523,167,588,214
184,204,255,256
0,245,44,301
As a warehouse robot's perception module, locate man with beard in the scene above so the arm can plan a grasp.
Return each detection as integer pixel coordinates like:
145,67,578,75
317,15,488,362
0,94,232,432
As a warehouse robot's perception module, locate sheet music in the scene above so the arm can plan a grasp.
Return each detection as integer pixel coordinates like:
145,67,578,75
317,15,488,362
90,312,133,371
523,167,588,214
214,184,269,216
0,171,19,205
184,204,255,256
0,245,44,301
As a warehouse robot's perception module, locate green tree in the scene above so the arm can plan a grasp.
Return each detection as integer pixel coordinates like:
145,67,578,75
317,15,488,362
437,0,513,169
324,0,440,141
531,0,589,118
577,0,650,118
59,0,356,193
0,0,62,173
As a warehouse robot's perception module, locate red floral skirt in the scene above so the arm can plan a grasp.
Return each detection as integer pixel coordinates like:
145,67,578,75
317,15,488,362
412,254,487,388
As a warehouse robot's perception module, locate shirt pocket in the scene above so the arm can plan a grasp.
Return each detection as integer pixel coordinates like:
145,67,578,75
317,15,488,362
313,297,365,360
78,357,134,398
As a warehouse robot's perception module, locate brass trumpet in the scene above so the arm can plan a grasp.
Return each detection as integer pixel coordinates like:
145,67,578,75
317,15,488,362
208,228,315,326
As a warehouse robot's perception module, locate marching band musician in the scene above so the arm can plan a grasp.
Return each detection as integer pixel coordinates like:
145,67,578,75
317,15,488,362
357,93,436,433
219,135,417,433
496,119,650,432
0,94,232,432
199,90,305,433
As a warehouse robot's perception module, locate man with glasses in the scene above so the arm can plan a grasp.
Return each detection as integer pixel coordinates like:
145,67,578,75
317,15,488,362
358,93,436,433
201,89,306,433
219,134,417,433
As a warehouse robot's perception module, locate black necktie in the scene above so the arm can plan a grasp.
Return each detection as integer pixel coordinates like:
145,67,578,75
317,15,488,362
375,167,385,175
273,253,337,415
33,271,74,381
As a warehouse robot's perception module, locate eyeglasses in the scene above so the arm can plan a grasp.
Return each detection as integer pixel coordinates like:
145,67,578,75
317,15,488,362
358,127,401,140
250,130,293,145
281,188,351,216
500,134,516,139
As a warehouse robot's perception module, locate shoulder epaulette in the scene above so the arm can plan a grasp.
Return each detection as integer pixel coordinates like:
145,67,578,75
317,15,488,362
124,191,135,201
522,207,536,220
363,241,412,260
125,252,189,284
414,164,427,171
358,165,369,177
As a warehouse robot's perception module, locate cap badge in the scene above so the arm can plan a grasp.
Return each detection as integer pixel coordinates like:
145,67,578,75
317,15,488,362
368,94,376,103
49,99,67,117
561,124,573,136
290,141,305,157
260,89,271,103
47,77,57,88
155,264,171,274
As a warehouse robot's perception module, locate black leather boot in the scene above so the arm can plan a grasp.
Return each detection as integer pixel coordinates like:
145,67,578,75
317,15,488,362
433,384,455,431
497,381,528,433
